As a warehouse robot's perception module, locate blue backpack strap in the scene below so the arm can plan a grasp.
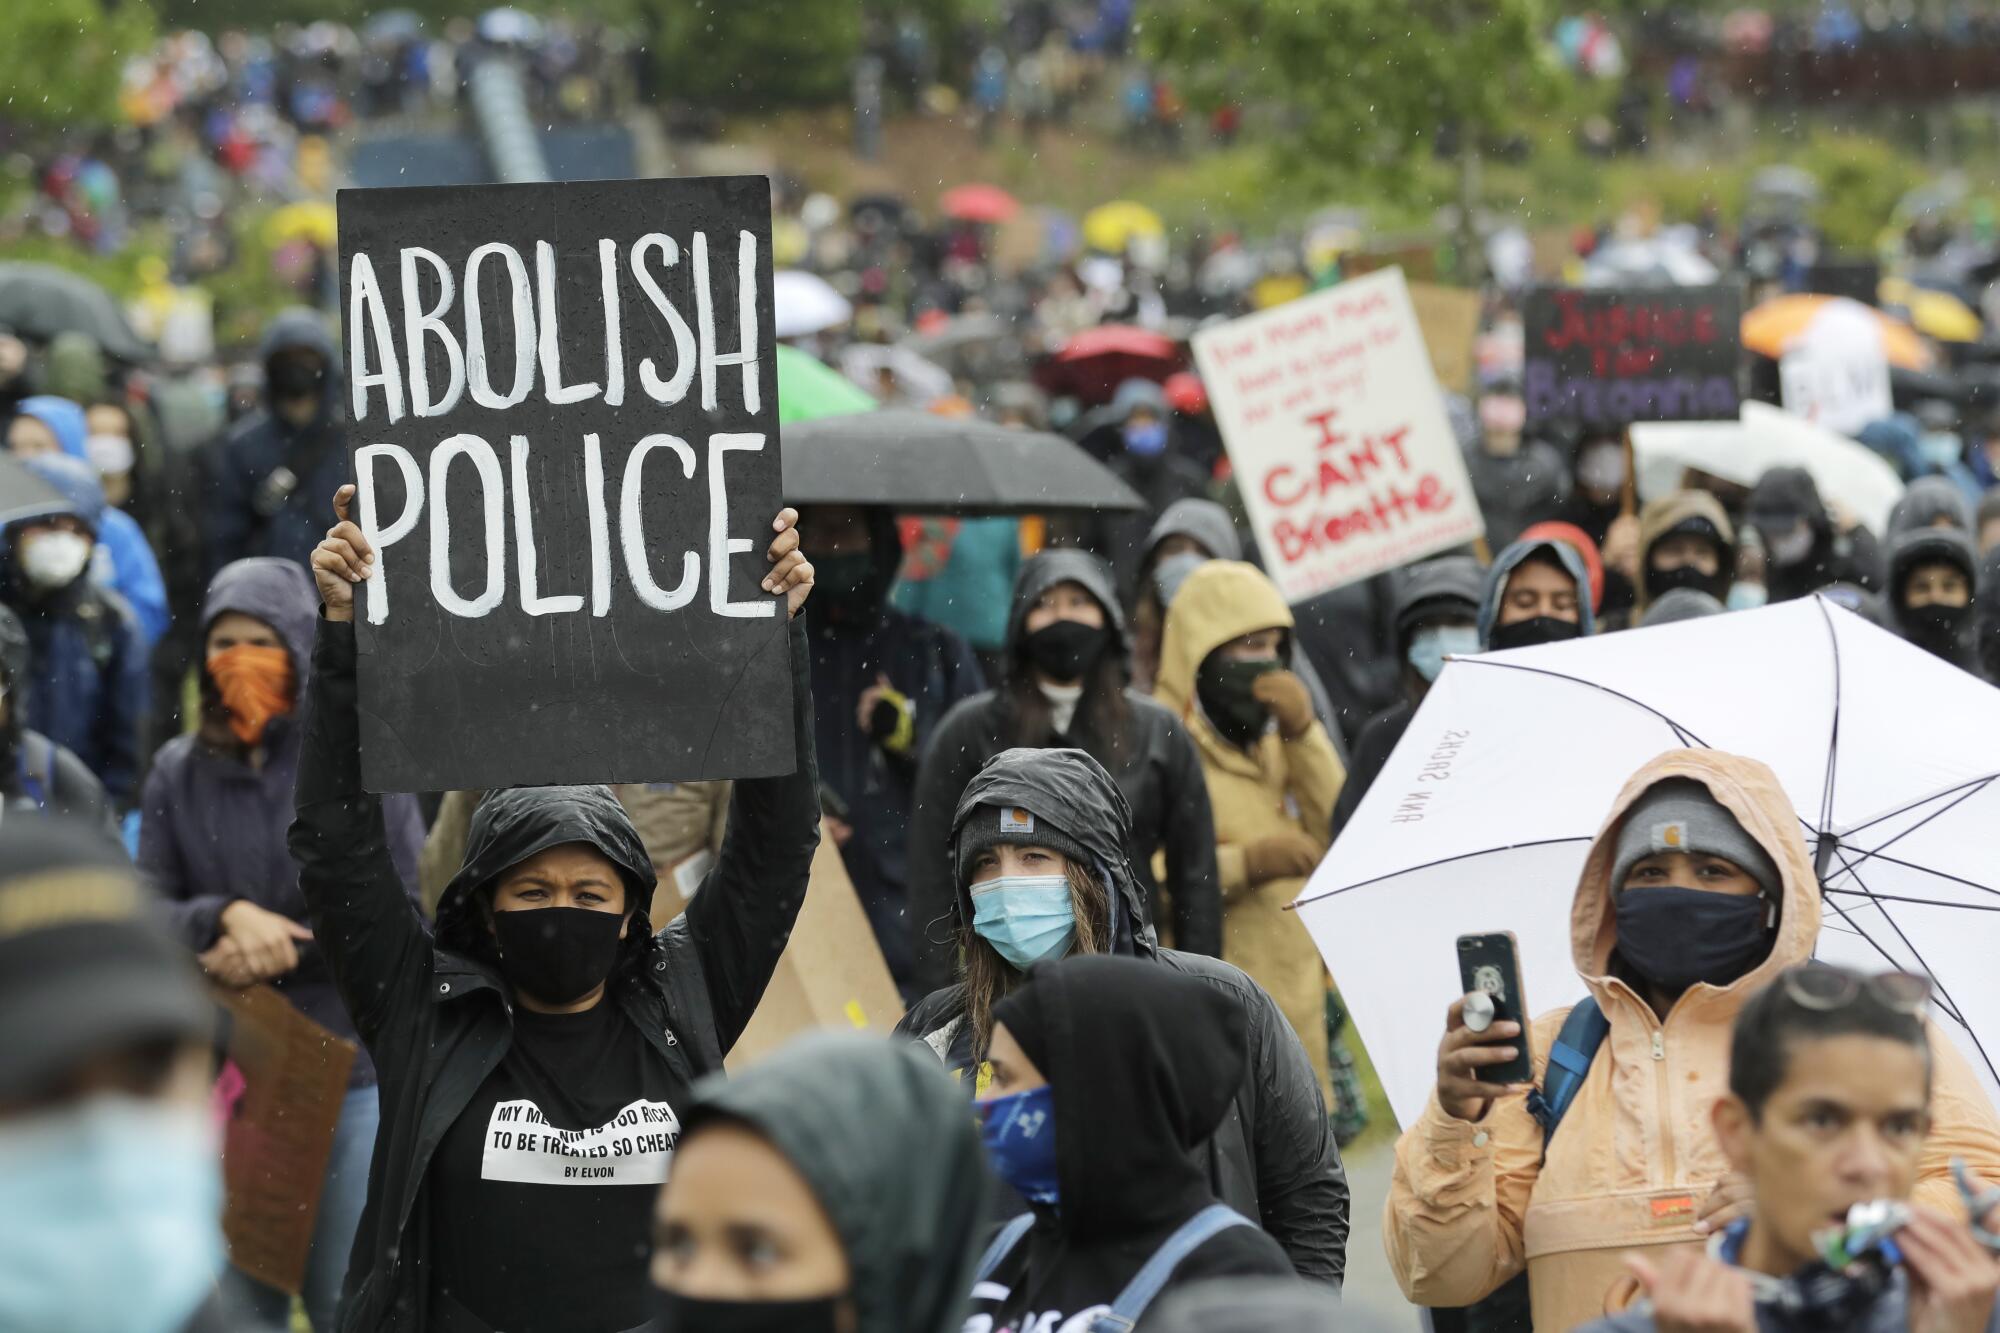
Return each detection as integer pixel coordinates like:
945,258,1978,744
973,1213,1037,1285
1091,1204,1256,1332
1525,997,1609,1140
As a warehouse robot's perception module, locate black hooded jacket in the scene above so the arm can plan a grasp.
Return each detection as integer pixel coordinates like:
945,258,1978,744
1976,547,2000,684
896,747,1349,1285
1885,525,1980,672
288,616,821,1333
907,549,1220,990
1746,467,1882,604
969,956,1294,1332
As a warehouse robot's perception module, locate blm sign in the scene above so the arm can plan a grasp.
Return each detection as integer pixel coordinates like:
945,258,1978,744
336,176,791,793
1523,284,1743,430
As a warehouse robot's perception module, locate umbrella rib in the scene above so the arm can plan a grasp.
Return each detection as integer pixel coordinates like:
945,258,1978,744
1829,846,1990,1080
1813,596,1842,840
1448,660,1710,747
1828,847,2000,902
1291,836,1597,908
1835,777,1997,875
1836,772,1998,840
1822,887,2000,911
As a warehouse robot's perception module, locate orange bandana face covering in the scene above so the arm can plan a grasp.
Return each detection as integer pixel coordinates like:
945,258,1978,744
207,644,295,746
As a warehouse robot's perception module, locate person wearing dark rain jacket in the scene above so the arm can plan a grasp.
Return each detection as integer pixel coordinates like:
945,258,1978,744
1884,525,1981,672
1477,535,1598,651
0,603,108,823
897,746,1349,1285
1744,466,1882,604
908,549,1220,991
144,556,426,1332
651,1031,992,1333
966,955,1295,1331
800,503,985,993
291,488,821,1333
3,454,148,807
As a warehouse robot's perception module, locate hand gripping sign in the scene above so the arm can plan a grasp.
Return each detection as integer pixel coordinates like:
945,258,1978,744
336,176,792,792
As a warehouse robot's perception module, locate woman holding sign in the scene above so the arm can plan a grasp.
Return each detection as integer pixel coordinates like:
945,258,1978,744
293,486,819,1333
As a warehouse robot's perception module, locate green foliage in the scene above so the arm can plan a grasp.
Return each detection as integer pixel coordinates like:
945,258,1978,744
1142,0,1566,199
644,0,864,110
0,0,157,130
1788,131,1930,252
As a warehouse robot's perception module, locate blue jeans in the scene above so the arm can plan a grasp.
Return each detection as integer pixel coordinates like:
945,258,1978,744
222,1083,380,1332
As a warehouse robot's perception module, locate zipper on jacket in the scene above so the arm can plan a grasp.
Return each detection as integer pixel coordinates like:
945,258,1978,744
1651,1026,1674,1188
1651,1030,1664,1060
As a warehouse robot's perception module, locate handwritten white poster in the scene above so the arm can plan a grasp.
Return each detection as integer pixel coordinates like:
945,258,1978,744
1192,268,1485,603
1778,297,1893,437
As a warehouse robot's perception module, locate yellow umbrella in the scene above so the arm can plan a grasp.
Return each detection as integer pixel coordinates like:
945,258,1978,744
264,201,338,249
1879,278,1983,343
1742,294,1934,371
1083,200,1164,254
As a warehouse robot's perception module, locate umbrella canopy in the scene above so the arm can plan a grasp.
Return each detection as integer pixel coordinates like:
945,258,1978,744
1581,237,1720,288
0,264,152,363
940,183,1019,224
264,201,338,249
772,270,853,340
1297,597,2000,1126
1082,200,1165,254
1880,277,1983,344
1744,294,1934,371
1035,324,1184,403
776,344,876,425
1632,401,1906,537
838,343,953,404
782,411,1145,515
476,7,542,43
0,451,76,530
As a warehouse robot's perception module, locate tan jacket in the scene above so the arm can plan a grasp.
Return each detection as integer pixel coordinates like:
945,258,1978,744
1155,560,1345,1104
418,781,731,923
1384,748,2000,1330
1631,490,1734,621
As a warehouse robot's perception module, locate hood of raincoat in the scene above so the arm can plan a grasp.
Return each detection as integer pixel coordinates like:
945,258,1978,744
1633,491,1736,619
1143,497,1242,565
20,452,105,535
1003,548,1129,682
1152,559,1292,725
1475,537,1597,647
15,395,90,462
1745,466,1832,545
948,745,1154,953
1884,525,1978,645
678,1032,992,1333
1108,376,1169,423
1392,555,1485,652
43,333,107,406
257,307,343,420
1887,474,1974,539
433,785,658,963
996,954,1244,1240
201,558,317,673
1571,748,1819,1001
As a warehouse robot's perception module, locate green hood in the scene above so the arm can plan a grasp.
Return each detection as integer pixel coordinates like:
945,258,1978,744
679,1032,992,1333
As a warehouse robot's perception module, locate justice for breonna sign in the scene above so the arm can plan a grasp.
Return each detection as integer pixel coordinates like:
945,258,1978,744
335,175,792,793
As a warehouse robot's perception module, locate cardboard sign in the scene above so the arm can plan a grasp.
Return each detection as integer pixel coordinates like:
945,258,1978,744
336,177,793,792
727,826,904,1070
214,984,357,1295
1778,297,1894,436
1522,284,1743,429
1192,268,1485,603
1407,282,1483,394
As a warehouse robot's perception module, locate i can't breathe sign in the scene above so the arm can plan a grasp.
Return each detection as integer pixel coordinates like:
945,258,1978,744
335,175,792,793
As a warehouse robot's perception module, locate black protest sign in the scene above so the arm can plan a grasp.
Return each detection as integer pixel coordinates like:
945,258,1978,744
336,176,792,792
1522,285,1743,430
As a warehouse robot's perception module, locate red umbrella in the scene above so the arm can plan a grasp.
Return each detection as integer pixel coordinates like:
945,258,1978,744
940,184,1020,224
1035,325,1185,404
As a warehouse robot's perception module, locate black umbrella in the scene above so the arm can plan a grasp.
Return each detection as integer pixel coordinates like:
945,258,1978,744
0,451,76,530
0,264,152,363
783,411,1144,515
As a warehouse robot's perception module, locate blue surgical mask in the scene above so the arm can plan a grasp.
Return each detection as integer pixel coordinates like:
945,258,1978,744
1726,582,1768,612
0,1096,225,1333
979,1084,1059,1204
1407,624,1479,683
971,874,1076,971
1920,432,1963,470
1123,420,1168,456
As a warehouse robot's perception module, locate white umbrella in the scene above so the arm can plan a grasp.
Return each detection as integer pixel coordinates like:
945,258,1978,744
1633,400,1905,538
1582,237,1720,288
838,342,954,405
476,7,542,44
1296,597,2000,1128
772,270,853,339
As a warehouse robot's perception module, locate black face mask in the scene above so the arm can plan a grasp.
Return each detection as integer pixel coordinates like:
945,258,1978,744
810,552,886,626
1645,560,1726,602
491,905,626,1005
1487,615,1581,652
267,358,325,398
1197,655,1280,746
1022,619,1108,683
1903,602,1969,659
653,1290,842,1333
1614,887,1770,995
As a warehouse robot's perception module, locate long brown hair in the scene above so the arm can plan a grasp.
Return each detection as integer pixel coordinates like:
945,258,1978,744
1003,649,1133,768
961,858,1110,1062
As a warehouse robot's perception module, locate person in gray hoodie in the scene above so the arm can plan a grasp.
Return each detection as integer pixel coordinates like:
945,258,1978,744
1477,536,1599,651
1884,526,1980,672
141,556,426,1333
650,1031,991,1333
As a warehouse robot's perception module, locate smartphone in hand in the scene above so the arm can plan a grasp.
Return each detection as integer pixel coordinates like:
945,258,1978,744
1457,931,1534,1084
